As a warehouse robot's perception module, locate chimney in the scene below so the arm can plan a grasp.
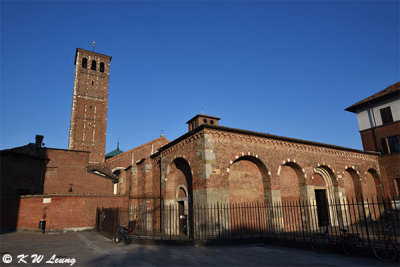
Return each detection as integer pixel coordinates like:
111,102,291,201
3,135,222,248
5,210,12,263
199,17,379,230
186,114,221,132
35,135,44,149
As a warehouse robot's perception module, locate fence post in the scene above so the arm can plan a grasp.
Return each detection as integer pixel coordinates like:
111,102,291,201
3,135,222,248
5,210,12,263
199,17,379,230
361,196,371,249
160,200,163,238
298,200,305,242
393,196,400,242
217,203,221,240
256,201,262,238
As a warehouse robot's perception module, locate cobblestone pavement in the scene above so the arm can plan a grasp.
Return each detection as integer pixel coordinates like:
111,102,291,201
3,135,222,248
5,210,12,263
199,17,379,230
0,231,398,266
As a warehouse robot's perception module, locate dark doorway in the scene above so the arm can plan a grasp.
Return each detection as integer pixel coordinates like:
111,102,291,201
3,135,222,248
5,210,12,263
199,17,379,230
178,201,187,235
173,158,194,239
315,189,329,227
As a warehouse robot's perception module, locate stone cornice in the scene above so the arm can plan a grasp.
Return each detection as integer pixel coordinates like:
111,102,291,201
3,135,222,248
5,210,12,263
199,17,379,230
205,129,378,160
151,124,379,161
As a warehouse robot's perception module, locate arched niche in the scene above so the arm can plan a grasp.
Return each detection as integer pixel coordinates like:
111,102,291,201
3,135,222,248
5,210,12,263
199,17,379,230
228,155,270,204
365,168,384,200
279,161,306,201
343,167,362,200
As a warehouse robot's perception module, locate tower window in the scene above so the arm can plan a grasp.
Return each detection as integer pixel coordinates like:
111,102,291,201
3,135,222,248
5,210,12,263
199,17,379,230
100,62,105,72
82,58,87,68
91,60,97,71
380,106,393,125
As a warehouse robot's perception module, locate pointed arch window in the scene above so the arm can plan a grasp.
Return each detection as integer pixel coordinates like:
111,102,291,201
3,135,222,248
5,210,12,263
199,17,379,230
82,58,87,68
100,62,105,72
91,60,97,70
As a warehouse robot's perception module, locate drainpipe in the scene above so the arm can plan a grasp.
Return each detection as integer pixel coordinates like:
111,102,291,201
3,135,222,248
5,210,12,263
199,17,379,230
368,101,388,197
368,100,381,152
159,156,163,235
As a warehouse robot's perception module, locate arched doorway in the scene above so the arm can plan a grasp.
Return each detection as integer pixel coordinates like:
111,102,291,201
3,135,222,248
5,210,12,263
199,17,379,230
165,157,193,238
313,166,340,226
175,185,189,236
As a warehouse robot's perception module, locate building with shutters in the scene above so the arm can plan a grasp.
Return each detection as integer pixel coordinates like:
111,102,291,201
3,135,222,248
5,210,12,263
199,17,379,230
345,82,400,197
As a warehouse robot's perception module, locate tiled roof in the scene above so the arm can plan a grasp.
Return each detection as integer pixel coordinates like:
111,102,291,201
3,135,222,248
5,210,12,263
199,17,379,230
0,143,47,159
106,136,169,163
345,81,400,113
87,164,118,182
105,148,124,159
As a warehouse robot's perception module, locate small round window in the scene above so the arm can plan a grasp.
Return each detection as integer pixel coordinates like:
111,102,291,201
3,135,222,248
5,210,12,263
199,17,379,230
210,120,214,125
203,119,208,123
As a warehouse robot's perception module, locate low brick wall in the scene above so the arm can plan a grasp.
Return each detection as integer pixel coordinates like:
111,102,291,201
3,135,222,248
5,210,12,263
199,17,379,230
1,194,129,231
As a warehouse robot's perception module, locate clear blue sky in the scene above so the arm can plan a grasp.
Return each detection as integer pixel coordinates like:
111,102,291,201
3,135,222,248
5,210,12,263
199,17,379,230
1,1,399,153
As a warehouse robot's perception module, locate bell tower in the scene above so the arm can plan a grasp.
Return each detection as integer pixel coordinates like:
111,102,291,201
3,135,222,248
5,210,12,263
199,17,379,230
68,48,112,163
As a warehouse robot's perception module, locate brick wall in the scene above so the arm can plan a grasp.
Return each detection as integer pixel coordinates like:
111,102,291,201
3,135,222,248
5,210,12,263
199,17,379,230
379,153,400,196
0,152,46,197
44,149,114,194
229,160,264,203
106,137,169,170
154,127,382,206
68,48,111,164
1,195,129,231
360,121,400,152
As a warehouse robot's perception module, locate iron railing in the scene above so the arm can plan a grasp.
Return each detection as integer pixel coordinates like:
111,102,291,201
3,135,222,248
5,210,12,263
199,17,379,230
96,197,399,248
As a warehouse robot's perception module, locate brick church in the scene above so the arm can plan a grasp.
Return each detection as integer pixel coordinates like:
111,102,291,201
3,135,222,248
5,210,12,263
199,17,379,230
1,48,399,232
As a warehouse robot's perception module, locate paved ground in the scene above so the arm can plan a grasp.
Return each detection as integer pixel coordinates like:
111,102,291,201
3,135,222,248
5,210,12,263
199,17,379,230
0,231,398,266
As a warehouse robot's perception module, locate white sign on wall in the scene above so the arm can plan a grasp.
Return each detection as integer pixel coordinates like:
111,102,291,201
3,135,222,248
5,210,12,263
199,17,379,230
43,198,51,204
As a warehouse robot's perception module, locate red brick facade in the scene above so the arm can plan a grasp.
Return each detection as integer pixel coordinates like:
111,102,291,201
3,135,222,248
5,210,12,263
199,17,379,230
68,48,111,164
105,136,169,196
360,121,400,152
359,123,400,197
379,153,400,196
116,123,385,233
1,195,128,231
151,126,382,207
106,136,169,170
44,149,114,195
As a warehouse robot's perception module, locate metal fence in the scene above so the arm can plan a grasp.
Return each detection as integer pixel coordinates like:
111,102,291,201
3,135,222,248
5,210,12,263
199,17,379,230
96,197,399,248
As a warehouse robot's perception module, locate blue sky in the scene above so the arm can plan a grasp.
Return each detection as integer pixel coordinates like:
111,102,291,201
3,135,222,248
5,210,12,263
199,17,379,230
1,0,399,153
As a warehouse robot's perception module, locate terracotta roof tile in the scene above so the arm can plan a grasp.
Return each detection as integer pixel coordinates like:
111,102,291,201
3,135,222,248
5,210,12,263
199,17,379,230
345,81,400,112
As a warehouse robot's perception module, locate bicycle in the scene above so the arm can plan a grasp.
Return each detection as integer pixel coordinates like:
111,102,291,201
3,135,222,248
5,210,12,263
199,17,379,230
373,225,399,262
311,224,364,257
114,222,135,245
